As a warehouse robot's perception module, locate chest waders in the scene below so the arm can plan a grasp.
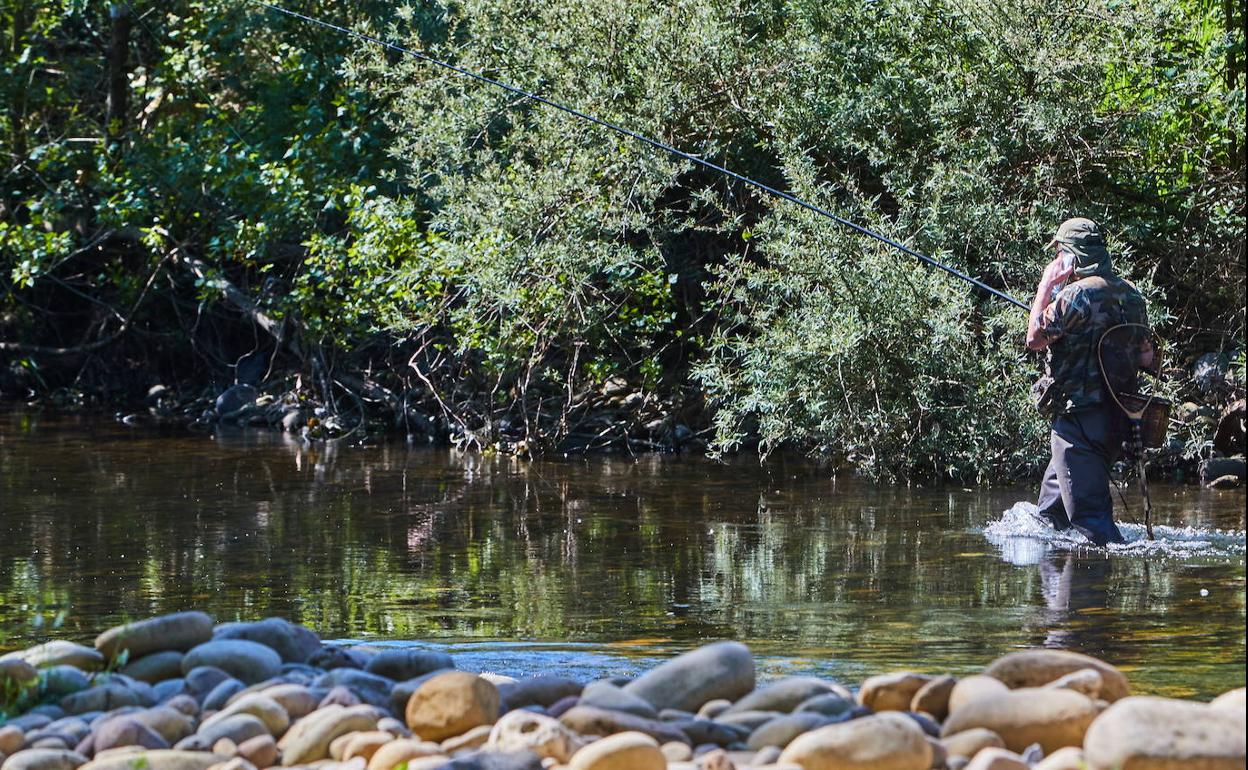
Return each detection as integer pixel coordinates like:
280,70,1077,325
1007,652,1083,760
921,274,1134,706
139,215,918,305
1097,323,1168,540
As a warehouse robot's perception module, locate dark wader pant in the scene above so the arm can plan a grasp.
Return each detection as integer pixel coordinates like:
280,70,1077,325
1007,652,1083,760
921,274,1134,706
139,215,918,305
1036,404,1127,547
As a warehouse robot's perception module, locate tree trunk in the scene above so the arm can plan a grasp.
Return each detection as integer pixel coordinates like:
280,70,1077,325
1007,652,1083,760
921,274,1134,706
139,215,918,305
106,3,131,137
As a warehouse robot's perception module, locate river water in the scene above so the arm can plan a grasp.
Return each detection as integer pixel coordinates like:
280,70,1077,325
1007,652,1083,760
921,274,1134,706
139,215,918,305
1,410,1243,698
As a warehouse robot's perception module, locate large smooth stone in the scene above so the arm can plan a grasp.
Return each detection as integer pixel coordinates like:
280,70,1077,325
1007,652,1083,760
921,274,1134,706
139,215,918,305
176,714,269,751
558,706,689,746
95,613,214,661
941,687,1097,754
363,651,454,683
130,708,196,744
1210,687,1245,713
79,750,224,770
213,619,321,664
200,693,290,736
746,712,828,750
984,650,1129,702
42,668,91,698
364,739,443,770
724,677,848,716
911,675,956,721
257,684,321,720
778,712,933,770
278,704,379,766
313,669,394,710
579,681,658,719
0,750,88,770
91,717,169,753
942,727,1005,759
495,676,581,710
857,672,931,712
622,642,754,713
121,652,185,684
568,731,665,770
59,685,142,715
486,710,584,763
947,676,1010,714
1083,696,1246,770
1,660,39,692
404,672,499,743
2,643,104,672
181,641,282,685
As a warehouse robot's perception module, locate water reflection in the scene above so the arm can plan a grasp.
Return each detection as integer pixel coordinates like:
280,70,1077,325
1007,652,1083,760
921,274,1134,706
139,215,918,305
0,410,1243,698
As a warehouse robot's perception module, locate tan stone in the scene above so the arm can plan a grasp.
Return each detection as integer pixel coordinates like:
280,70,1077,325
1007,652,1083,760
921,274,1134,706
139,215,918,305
0,728,23,757
910,675,956,722
984,650,1128,702
236,735,278,770
1033,747,1087,770
339,732,392,763
1083,696,1246,770
259,686,321,721
568,732,664,770
212,739,239,758
964,748,1028,770
0,750,88,770
1210,687,1245,713
363,740,442,770
278,705,379,766
80,751,226,770
942,728,1005,759
700,748,737,770
941,687,1097,754
778,712,932,770
1042,668,1102,699
856,672,932,712
947,676,1009,715
439,725,490,755
486,710,584,763
660,741,692,762
202,695,291,738
403,672,499,743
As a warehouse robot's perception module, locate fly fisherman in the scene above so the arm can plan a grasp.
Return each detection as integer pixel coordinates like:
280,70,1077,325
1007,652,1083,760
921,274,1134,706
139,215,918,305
1025,218,1149,546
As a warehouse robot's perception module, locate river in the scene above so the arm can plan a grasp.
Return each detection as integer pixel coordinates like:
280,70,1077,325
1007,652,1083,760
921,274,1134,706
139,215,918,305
1,410,1243,698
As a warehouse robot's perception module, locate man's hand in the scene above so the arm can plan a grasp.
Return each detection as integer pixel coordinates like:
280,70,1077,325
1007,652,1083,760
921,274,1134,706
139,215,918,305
1026,253,1075,351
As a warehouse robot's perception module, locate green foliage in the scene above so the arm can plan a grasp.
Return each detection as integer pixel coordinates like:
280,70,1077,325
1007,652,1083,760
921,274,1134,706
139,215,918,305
0,0,1242,477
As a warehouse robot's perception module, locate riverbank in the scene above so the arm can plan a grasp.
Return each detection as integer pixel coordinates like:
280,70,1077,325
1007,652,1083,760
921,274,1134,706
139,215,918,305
1,613,1244,770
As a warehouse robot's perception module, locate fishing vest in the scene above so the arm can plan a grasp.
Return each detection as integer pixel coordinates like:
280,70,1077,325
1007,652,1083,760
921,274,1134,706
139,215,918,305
1032,274,1148,420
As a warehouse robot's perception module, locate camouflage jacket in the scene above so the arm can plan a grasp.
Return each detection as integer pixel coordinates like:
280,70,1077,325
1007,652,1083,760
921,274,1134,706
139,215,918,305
1034,274,1148,419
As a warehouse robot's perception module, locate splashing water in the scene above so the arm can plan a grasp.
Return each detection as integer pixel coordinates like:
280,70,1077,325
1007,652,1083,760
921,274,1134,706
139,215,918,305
984,502,1246,563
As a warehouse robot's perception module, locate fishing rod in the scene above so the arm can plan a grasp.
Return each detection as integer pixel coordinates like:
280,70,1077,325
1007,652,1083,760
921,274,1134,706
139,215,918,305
247,0,1029,312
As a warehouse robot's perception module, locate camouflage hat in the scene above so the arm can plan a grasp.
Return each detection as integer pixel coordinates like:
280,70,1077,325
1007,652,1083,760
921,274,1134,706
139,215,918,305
1046,217,1103,251
1047,217,1112,277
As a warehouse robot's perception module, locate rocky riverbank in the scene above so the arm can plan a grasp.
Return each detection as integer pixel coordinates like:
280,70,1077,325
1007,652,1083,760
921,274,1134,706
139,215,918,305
1,614,1244,770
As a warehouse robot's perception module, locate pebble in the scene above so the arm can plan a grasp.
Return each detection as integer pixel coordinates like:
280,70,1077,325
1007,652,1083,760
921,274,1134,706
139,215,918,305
857,672,932,712
778,712,932,770
983,650,1129,702
964,747,1029,770
941,687,1098,754
567,731,664,770
911,675,957,721
486,711,583,763
364,739,443,770
1083,695,1246,770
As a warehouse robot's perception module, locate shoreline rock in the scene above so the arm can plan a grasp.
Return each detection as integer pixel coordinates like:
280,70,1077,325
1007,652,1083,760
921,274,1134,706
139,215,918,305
2,614,1243,770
